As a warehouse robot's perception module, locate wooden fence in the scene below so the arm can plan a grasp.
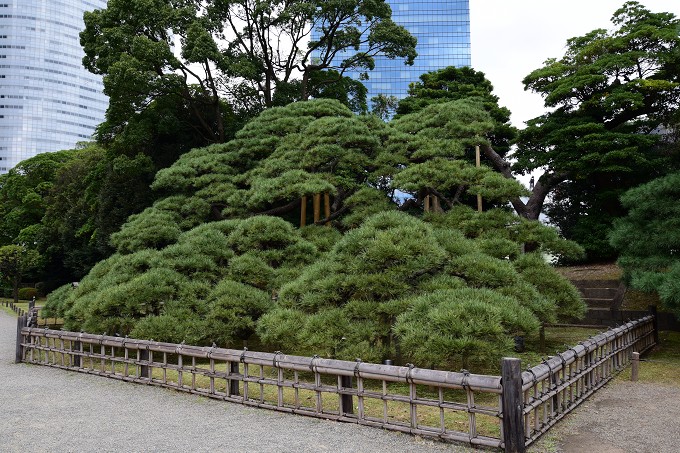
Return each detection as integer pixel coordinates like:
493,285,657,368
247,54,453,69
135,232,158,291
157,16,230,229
14,314,656,452
3,300,28,317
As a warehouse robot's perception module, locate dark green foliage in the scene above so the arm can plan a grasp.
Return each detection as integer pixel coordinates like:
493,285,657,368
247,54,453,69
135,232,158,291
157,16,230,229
41,284,73,318
0,245,41,304
46,99,585,368
33,148,158,287
610,172,680,316
258,210,584,364
17,287,38,300
512,253,586,321
45,216,319,343
0,150,77,247
81,0,414,124
396,66,516,156
394,288,540,370
514,2,680,254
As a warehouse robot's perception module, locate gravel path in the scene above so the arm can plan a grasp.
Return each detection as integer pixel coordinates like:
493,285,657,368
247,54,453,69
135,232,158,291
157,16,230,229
529,379,680,453
0,310,472,453
4,310,676,453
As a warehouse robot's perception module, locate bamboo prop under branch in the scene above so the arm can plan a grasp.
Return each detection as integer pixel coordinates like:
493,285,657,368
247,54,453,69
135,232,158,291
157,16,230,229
313,193,321,223
475,144,482,212
432,195,441,213
300,196,307,228
424,194,430,212
324,193,331,226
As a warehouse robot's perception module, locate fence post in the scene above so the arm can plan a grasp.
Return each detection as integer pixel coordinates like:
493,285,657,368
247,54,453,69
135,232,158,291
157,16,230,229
631,352,639,382
501,357,525,453
229,361,240,396
15,315,26,364
72,338,81,368
340,375,354,415
648,305,659,345
140,348,150,380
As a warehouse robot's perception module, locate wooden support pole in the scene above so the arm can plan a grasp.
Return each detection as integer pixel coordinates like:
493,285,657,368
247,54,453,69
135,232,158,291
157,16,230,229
313,193,321,223
432,195,441,213
648,305,659,345
475,144,483,212
631,352,639,382
501,357,526,453
340,375,354,415
324,193,331,226
300,196,307,228
424,195,430,212
15,315,25,364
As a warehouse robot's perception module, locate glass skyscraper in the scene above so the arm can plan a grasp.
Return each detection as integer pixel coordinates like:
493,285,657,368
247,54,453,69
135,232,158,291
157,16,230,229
312,0,471,102
0,0,108,174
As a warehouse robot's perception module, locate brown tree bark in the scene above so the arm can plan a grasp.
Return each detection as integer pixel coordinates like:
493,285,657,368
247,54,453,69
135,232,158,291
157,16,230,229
480,144,569,220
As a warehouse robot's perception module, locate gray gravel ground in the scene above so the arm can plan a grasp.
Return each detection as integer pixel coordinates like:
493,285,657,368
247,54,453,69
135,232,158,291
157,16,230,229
0,310,473,453
529,379,680,453
5,309,677,453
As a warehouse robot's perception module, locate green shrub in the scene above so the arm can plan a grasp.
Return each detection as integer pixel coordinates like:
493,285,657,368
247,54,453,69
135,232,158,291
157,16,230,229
395,288,541,370
18,287,38,300
42,283,74,317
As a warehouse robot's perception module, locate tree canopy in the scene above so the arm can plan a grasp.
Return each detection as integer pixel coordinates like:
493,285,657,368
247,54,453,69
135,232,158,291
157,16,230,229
81,0,417,143
610,171,680,317
0,245,40,304
0,150,78,247
396,66,516,157
44,99,585,369
479,2,680,260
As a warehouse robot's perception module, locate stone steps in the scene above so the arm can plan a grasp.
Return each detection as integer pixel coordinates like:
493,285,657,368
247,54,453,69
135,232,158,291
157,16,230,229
566,279,627,326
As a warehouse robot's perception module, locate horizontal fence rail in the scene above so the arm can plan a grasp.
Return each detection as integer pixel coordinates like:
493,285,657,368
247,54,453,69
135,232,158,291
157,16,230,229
17,326,504,448
520,315,655,447
15,315,656,452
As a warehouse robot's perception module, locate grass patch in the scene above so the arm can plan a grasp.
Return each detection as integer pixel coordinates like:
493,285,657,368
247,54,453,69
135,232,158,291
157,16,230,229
618,331,680,386
1,297,63,326
515,325,603,368
621,288,661,311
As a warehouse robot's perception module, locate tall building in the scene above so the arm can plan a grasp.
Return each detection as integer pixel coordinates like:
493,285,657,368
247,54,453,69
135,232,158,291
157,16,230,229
0,0,108,173
312,0,471,103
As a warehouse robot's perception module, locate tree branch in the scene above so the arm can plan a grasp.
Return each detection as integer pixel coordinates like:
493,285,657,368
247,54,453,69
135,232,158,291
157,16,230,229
254,198,301,216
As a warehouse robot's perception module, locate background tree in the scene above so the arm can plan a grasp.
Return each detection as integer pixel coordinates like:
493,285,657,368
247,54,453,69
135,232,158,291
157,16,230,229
81,0,237,145
480,2,680,259
82,0,415,130
610,171,680,317
211,0,417,104
0,150,77,247
0,245,40,304
371,94,399,121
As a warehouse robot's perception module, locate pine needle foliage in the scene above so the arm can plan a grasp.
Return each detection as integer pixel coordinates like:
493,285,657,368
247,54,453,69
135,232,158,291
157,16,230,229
610,172,680,316
44,99,585,367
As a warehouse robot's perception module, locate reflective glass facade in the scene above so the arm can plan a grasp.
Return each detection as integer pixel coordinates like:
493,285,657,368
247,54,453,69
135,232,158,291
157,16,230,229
311,0,470,102
0,0,108,173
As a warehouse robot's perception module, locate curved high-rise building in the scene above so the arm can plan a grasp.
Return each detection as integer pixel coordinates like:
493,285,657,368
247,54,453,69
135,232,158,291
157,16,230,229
311,0,471,103
0,0,108,173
